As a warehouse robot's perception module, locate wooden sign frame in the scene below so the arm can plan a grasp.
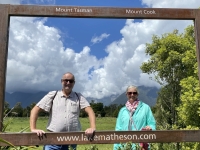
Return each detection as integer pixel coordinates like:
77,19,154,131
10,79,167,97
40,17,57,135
0,4,200,145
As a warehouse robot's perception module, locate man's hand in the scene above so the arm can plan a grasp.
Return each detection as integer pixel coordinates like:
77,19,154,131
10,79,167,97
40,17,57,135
85,128,95,141
85,127,95,134
31,129,46,137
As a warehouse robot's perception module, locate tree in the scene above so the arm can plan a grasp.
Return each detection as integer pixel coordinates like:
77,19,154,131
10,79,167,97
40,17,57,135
80,109,88,118
23,106,31,117
141,25,200,149
104,104,118,117
177,76,200,127
90,102,105,117
12,102,23,117
141,25,196,127
4,101,10,118
153,86,174,128
113,104,124,118
176,25,200,127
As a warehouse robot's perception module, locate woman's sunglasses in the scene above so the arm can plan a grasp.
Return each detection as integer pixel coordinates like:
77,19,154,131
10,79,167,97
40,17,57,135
127,92,138,95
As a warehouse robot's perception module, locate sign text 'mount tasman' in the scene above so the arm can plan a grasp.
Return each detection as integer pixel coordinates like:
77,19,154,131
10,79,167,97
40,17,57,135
56,7,92,13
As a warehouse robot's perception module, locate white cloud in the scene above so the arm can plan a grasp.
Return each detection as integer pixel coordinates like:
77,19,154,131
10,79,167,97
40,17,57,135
0,0,55,5
7,17,99,93
142,0,200,8
91,33,110,44
4,0,200,101
0,0,21,4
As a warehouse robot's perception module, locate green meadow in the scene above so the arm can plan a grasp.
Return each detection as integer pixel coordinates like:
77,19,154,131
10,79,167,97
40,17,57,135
4,117,117,150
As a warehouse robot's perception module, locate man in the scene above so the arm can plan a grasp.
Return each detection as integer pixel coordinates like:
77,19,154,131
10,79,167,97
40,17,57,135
30,72,96,150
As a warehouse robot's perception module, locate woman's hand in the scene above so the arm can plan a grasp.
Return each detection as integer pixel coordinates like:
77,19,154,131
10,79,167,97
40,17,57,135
142,126,152,130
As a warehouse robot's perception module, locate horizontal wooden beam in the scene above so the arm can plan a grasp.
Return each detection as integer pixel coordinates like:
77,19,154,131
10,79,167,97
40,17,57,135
7,4,197,19
1,130,200,146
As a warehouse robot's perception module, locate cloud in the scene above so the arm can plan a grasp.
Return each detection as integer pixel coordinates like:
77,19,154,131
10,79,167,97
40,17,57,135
0,0,56,5
4,0,200,101
142,0,200,8
0,0,21,4
91,33,110,44
7,17,99,93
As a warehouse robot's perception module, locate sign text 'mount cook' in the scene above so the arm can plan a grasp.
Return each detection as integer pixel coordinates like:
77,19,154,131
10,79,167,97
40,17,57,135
126,9,156,14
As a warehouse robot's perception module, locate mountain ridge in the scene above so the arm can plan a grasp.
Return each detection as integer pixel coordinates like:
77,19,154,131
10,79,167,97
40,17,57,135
5,86,159,108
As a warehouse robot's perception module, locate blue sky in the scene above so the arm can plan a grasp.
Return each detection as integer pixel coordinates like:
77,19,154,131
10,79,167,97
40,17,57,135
1,0,200,101
21,0,144,7
44,18,125,59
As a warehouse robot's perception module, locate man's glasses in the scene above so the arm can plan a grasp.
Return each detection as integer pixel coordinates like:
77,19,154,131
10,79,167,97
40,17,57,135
127,92,138,95
61,79,75,83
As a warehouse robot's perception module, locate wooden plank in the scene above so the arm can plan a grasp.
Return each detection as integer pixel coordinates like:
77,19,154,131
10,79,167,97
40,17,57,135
0,4,10,131
8,5,196,19
1,130,200,146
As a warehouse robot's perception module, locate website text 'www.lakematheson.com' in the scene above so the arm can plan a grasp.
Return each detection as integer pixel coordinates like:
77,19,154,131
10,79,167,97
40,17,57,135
56,133,156,142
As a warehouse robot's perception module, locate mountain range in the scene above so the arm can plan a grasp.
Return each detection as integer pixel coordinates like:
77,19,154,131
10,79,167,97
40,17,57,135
110,86,159,106
5,86,159,108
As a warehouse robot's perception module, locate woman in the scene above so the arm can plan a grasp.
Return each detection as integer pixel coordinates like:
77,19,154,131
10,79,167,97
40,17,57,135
113,85,156,150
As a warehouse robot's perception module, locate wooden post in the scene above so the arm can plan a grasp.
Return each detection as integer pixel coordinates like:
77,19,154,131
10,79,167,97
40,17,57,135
0,4,10,131
195,10,200,81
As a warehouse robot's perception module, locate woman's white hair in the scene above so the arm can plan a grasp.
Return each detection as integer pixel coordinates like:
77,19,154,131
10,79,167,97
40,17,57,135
126,85,139,95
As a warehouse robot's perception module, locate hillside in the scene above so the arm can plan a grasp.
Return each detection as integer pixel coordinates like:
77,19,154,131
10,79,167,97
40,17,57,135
5,86,159,108
5,91,48,108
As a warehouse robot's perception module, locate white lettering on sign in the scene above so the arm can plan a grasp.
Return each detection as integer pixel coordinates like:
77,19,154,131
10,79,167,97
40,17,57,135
144,10,156,14
56,7,92,13
56,8,73,12
126,9,142,14
74,8,92,13
126,9,156,15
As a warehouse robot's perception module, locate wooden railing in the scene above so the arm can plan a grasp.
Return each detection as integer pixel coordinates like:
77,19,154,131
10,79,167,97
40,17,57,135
1,130,200,146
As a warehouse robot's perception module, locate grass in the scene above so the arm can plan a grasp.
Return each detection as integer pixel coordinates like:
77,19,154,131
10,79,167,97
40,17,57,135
4,117,117,150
